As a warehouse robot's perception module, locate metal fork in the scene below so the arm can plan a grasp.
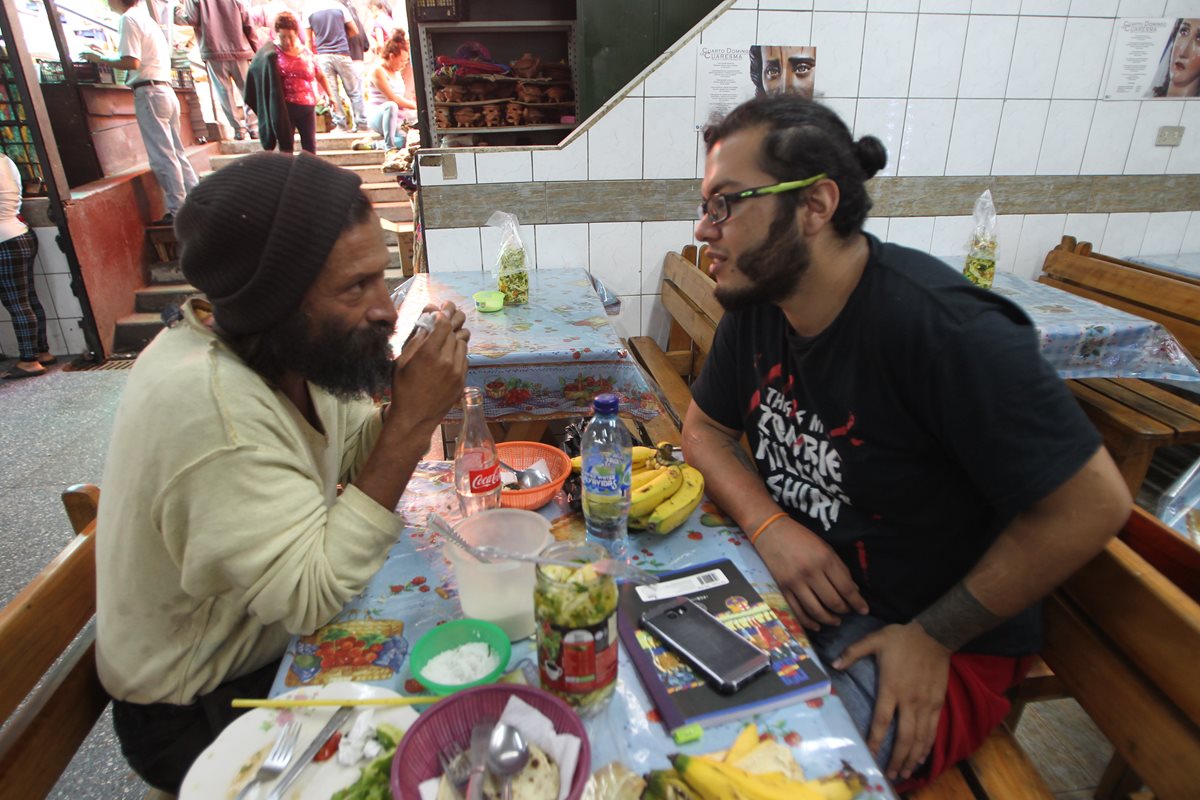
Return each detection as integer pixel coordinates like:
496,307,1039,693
438,740,471,798
235,720,301,800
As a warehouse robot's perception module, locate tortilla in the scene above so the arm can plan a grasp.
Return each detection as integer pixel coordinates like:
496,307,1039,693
481,742,559,800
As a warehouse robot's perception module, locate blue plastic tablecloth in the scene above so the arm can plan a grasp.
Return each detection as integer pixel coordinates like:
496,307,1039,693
390,269,665,420
269,462,896,798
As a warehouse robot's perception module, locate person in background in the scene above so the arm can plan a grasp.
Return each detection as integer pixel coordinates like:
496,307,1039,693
1150,18,1200,97
176,0,260,140
246,11,331,154
0,153,51,380
354,29,415,151
84,0,199,226
304,0,366,132
95,152,469,793
683,94,1130,790
365,0,394,54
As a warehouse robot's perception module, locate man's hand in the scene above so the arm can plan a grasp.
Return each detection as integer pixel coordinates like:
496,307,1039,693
81,50,104,64
392,301,468,429
754,518,868,629
833,621,951,782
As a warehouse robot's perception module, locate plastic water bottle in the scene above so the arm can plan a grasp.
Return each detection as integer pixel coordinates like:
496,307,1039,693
581,393,632,559
454,387,501,517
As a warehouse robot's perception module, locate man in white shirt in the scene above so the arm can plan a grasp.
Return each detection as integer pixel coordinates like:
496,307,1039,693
84,0,199,225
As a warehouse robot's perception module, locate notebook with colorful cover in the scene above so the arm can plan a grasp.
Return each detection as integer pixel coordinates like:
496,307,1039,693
617,558,831,733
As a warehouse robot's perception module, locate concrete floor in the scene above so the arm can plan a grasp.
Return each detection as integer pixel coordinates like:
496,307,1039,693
0,359,148,799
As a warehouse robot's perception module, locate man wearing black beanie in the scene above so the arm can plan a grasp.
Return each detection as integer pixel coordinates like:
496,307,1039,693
93,152,469,793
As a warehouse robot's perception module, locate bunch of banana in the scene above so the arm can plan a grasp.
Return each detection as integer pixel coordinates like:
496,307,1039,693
569,443,705,535
648,724,864,800
570,445,659,474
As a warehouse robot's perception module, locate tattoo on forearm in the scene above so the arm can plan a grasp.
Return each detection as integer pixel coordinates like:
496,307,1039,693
721,438,757,473
914,582,1003,652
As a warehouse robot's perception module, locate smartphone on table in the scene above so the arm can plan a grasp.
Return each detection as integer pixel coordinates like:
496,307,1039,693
640,597,770,694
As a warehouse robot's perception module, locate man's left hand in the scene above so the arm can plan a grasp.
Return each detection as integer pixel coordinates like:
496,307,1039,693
833,621,951,782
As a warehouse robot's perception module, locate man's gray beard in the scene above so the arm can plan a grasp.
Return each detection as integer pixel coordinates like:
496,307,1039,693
713,206,810,312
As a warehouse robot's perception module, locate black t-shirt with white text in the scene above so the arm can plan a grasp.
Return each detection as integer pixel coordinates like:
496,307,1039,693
691,234,1101,656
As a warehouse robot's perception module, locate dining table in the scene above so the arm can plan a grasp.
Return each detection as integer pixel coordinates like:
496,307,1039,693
268,461,898,799
1128,253,1200,283
391,269,676,445
937,258,1200,382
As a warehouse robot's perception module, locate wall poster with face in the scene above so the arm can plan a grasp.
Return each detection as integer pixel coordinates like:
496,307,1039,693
695,44,817,129
1103,18,1200,99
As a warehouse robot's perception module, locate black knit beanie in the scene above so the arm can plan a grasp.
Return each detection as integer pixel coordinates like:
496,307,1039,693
176,152,364,335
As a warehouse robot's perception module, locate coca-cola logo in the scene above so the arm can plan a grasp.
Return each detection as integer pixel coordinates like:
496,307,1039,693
469,464,501,491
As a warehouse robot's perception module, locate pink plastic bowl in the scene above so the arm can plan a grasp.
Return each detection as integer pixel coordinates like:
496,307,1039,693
390,684,591,800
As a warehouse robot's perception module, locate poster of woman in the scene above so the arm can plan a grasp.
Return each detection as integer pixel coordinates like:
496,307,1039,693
1148,18,1200,97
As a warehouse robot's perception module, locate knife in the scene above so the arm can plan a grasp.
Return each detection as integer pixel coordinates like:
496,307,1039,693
266,705,354,800
465,719,496,800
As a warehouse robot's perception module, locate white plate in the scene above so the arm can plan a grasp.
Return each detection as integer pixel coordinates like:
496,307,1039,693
180,682,419,800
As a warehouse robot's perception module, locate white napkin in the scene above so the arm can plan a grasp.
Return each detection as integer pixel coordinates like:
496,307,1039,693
417,695,582,800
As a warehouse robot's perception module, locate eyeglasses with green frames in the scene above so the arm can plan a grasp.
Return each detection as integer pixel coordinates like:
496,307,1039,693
697,173,828,225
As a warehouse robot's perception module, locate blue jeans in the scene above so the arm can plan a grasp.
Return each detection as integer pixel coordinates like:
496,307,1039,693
317,53,365,129
133,85,199,214
809,613,897,770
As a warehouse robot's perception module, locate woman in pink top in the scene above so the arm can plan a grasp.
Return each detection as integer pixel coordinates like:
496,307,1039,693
272,11,330,153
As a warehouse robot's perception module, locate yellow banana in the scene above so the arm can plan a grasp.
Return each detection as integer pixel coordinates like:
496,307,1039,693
628,513,650,531
646,465,704,535
725,724,760,764
654,441,682,468
629,465,684,518
573,446,658,474
632,445,659,468
671,754,826,800
632,466,666,490
806,768,865,800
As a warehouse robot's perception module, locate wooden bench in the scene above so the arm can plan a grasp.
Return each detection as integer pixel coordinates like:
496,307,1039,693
0,484,109,798
1040,236,1200,493
916,508,1200,799
627,245,723,430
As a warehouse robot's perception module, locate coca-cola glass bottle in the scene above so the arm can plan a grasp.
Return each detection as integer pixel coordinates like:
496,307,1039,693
454,387,502,516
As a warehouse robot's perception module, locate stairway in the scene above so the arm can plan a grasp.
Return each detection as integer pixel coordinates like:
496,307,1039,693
112,131,416,354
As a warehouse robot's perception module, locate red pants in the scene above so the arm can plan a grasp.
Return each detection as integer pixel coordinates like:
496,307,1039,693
894,653,1036,793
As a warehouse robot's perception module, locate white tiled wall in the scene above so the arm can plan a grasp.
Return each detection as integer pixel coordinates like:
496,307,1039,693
0,226,87,357
423,0,1200,345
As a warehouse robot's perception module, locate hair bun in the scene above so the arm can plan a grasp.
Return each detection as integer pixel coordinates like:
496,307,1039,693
854,136,888,178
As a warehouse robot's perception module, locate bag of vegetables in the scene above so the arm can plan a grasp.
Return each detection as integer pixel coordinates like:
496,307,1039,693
963,189,997,289
486,210,530,305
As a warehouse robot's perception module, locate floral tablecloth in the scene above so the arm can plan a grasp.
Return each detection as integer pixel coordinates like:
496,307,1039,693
938,258,1200,381
269,461,896,798
1129,252,1200,281
391,269,666,420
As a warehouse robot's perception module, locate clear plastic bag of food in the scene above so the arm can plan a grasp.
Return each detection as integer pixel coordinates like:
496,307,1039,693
963,189,997,289
487,210,530,304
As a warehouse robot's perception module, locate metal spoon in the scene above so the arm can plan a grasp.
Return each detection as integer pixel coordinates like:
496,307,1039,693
486,722,529,800
499,459,553,489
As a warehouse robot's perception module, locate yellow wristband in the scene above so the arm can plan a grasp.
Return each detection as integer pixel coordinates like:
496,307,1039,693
750,512,789,544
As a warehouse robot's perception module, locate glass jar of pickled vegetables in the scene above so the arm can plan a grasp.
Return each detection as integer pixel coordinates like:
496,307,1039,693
534,542,619,716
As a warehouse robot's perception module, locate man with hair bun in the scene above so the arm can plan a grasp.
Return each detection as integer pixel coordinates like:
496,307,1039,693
683,94,1130,790
95,152,468,793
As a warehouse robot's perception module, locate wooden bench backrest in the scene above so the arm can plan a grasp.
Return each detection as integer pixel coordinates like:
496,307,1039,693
1040,237,1200,358
658,249,723,380
1061,235,1200,288
1043,508,1200,800
0,484,108,798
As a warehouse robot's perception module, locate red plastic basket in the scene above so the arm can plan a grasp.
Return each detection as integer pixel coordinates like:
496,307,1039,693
390,683,591,799
496,441,571,510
